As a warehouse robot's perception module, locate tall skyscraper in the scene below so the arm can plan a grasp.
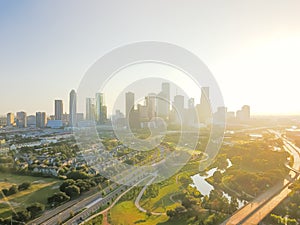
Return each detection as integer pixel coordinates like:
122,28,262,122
187,98,196,125
157,82,170,118
242,105,250,120
138,104,149,122
214,107,227,124
55,100,63,120
6,113,14,126
101,105,107,123
173,95,184,123
200,87,210,106
188,98,195,109
16,111,27,128
146,93,156,119
236,105,250,121
174,95,184,112
27,115,36,127
69,90,77,126
86,98,95,120
125,92,135,119
36,112,47,128
198,87,212,124
96,92,104,124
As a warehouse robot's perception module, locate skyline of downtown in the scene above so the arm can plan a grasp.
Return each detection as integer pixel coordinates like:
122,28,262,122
1,1,300,115
1,83,250,122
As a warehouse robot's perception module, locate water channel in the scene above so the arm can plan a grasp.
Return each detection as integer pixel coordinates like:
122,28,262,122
191,159,245,208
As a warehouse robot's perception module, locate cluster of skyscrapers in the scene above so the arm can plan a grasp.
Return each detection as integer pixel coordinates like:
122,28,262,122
113,83,216,129
85,92,108,124
3,84,250,129
113,82,251,129
4,89,108,129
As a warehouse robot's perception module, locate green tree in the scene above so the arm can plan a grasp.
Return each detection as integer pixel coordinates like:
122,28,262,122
12,210,31,222
8,185,18,195
48,192,70,205
212,171,222,183
64,185,80,198
18,182,31,191
67,171,90,180
60,179,75,192
26,203,45,218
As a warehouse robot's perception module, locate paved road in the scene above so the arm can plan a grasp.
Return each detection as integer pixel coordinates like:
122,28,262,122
28,168,147,225
134,174,166,216
221,178,290,225
221,130,300,225
80,175,154,225
63,184,127,225
241,181,294,225
270,129,300,171
28,187,110,225
63,171,151,225
41,183,119,225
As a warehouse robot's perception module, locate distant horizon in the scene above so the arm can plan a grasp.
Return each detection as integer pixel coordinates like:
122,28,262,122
1,1,300,117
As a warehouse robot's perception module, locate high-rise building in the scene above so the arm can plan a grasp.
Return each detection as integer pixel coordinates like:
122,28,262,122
187,98,196,125
226,111,235,120
16,111,27,128
242,105,250,120
188,98,195,109
101,105,107,123
200,87,209,105
0,117,6,127
86,98,95,120
138,104,149,122
36,112,47,128
76,113,84,122
173,95,184,123
6,113,14,126
96,93,106,124
125,92,135,119
174,95,184,112
55,100,63,120
112,110,126,128
162,82,170,103
214,106,227,124
146,93,156,119
27,115,36,127
236,105,250,121
197,87,212,124
157,82,170,119
69,90,77,126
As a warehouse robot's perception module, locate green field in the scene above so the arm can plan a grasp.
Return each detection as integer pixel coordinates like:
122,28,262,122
110,201,169,225
0,172,61,218
110,166,198,224
140,181,181,213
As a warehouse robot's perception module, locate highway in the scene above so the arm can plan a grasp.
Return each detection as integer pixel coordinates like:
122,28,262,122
28,167,149,225
64,174,154,225
45,171,147,225
27,187,112,225
241,181,294,225
29,182,118,225
221,130,300,225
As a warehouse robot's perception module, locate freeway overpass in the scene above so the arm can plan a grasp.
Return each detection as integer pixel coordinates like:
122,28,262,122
221,130,300,225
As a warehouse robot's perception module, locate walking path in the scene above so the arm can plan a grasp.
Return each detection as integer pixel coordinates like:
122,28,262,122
134,175,166,216
81,175,152,225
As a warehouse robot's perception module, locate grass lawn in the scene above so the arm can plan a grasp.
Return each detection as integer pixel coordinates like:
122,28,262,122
157,218,191,225
110,201,169,225
110,154,204,225
140,181,181,213
0,172,61,218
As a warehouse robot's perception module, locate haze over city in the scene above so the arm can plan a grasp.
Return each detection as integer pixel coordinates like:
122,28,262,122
1,0,300,115
2,2,300,225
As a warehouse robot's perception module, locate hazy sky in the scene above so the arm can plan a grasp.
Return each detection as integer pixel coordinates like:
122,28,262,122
1,0,300,116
